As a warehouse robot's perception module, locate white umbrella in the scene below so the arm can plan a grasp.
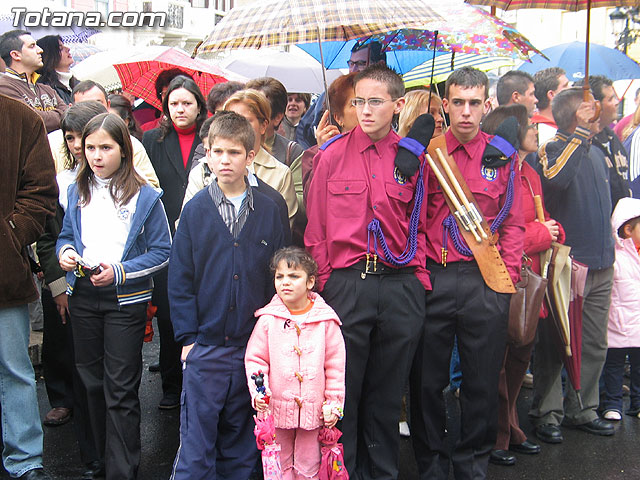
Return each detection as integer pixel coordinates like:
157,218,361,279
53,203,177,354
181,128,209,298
216,50,343,94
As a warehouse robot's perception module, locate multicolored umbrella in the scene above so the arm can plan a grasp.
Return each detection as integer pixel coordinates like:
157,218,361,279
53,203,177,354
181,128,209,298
365,4,542,61
114,48,244,109
466,0,639,116
196,0,446,54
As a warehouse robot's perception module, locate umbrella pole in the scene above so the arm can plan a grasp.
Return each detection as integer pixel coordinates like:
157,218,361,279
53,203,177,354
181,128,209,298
316,28,333,124
428,31,439,110
583,0,591,101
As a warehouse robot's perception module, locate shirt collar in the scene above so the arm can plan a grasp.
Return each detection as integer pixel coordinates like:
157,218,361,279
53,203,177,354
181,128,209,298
208,176,253,209
445,129,488,160
352,124,400,155
5,67,39,85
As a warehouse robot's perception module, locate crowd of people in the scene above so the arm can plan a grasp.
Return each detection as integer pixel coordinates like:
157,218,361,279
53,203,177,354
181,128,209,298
0,26,638,480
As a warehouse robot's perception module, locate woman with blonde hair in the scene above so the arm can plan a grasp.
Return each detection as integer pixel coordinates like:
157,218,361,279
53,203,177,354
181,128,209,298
398,89,445,138
224,89,298,226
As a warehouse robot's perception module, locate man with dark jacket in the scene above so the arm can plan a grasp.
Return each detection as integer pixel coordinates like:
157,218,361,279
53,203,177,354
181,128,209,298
530,87,616,443
0,93,58,479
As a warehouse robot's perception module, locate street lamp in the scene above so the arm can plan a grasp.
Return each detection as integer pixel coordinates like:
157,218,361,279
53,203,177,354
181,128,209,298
609,7,640,54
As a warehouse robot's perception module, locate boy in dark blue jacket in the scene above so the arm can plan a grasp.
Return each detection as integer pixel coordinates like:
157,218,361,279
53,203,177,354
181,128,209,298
168,112,285,480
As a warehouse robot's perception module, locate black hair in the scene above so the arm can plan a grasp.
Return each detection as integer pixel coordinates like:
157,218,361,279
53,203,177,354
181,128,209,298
0,30,30,67
533,67,566,110
496,71,534,106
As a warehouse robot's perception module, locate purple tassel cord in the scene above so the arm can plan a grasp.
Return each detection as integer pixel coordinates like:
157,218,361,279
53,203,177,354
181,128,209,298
366,160,426,267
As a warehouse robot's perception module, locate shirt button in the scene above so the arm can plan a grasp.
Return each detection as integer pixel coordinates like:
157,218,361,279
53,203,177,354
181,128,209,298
225,336,229,341
372,174,376,179
229,305,235,311
234,242,239,247
233,274,239,280
373,205,377,210
484,187,488,192
345,186,349,191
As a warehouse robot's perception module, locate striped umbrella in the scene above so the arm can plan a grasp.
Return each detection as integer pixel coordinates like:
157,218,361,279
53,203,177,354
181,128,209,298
403,53,515,88
197,0,446,54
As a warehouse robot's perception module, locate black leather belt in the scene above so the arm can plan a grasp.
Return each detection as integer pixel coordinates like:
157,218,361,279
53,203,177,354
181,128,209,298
350,259,416,276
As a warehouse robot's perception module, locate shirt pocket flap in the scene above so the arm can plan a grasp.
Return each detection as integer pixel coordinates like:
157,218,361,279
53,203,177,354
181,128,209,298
467,179,501,200
328,180,366,195
385,182,414,204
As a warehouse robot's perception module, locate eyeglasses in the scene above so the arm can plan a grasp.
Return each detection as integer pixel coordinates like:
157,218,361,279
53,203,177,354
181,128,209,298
351,98,395,108
347,60,368,69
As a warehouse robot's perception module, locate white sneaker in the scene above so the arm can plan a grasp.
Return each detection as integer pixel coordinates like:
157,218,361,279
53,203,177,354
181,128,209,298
399,421,411,437
604,410,622,421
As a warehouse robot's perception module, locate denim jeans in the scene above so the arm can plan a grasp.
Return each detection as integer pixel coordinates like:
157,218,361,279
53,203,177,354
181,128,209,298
0,304,44,476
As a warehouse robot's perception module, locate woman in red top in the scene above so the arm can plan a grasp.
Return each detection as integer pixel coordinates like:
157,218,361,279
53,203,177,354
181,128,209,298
482,104,565,466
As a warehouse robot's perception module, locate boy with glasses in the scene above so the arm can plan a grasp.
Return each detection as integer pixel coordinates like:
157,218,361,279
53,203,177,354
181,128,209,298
305,64,431,480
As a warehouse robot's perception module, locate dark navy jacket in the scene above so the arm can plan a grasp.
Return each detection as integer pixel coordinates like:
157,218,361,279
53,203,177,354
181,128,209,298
535,126,614,270
168,187,284,347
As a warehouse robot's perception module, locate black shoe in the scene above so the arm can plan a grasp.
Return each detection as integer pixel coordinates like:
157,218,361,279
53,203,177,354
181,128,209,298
82,460,105,479
535,424,563,444
158,393,180,410
509,439,541,455
489,450,516,466
575,418,615,436
19,469,52,480
148,363,161,372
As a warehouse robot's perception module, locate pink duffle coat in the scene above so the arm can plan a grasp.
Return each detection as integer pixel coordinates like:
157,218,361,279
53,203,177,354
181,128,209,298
608,197,640,349
245,292,346,430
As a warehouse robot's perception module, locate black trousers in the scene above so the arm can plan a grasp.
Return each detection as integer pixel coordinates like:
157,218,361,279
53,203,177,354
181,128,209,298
42,288,98,465
69,278,147,480
410,261,509,480
322,267,425,480
152,267,182,397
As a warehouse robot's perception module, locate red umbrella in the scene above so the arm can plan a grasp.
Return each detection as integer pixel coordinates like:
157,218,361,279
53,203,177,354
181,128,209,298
564,259,588,408
114,48,243,110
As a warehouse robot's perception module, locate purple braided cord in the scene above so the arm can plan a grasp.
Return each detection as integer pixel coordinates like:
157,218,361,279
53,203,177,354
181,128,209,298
366,160,426,267
444,156,516,256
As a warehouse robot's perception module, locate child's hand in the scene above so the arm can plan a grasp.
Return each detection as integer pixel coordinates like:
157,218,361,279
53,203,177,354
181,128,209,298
59,249,79,271
90,263,114,287
254,396,269,412
324,413,339,428
181,343,195,362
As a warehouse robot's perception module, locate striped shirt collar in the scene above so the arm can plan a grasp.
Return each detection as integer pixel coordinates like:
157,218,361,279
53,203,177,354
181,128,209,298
208,176,254,238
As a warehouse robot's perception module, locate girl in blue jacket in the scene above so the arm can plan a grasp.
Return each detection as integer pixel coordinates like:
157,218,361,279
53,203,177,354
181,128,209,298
56,113,171,480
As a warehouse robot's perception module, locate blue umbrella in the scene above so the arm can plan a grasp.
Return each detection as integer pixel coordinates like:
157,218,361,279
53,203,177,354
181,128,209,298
518,41,640,82
297,39,444,74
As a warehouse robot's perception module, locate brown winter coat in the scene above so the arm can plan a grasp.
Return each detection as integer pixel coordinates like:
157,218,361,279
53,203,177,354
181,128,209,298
0,94,58,308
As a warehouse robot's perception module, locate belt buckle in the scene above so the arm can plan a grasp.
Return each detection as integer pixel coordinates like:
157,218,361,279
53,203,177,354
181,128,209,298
364,253,379,275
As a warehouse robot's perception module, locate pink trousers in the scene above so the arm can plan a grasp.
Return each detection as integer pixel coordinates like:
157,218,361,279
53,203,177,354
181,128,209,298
276,427,322,480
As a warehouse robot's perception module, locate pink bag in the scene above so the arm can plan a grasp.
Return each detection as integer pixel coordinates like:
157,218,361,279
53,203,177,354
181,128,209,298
254,414,283,480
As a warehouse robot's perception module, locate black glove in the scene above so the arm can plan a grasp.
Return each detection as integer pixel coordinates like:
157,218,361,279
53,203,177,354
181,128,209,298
395,113,435,178
482,116,519,168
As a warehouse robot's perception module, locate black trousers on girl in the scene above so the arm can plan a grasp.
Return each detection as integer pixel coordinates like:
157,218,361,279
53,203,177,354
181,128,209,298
69,278,147,480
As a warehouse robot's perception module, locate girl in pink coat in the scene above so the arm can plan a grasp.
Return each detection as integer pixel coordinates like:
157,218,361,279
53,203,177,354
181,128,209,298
602,197,640,421
245,247,346,480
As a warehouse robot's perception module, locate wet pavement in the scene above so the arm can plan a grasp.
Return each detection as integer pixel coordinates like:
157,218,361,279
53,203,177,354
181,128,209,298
2,334,639,479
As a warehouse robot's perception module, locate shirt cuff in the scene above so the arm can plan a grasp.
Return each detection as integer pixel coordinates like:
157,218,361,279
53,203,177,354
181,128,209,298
48,277,68,298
